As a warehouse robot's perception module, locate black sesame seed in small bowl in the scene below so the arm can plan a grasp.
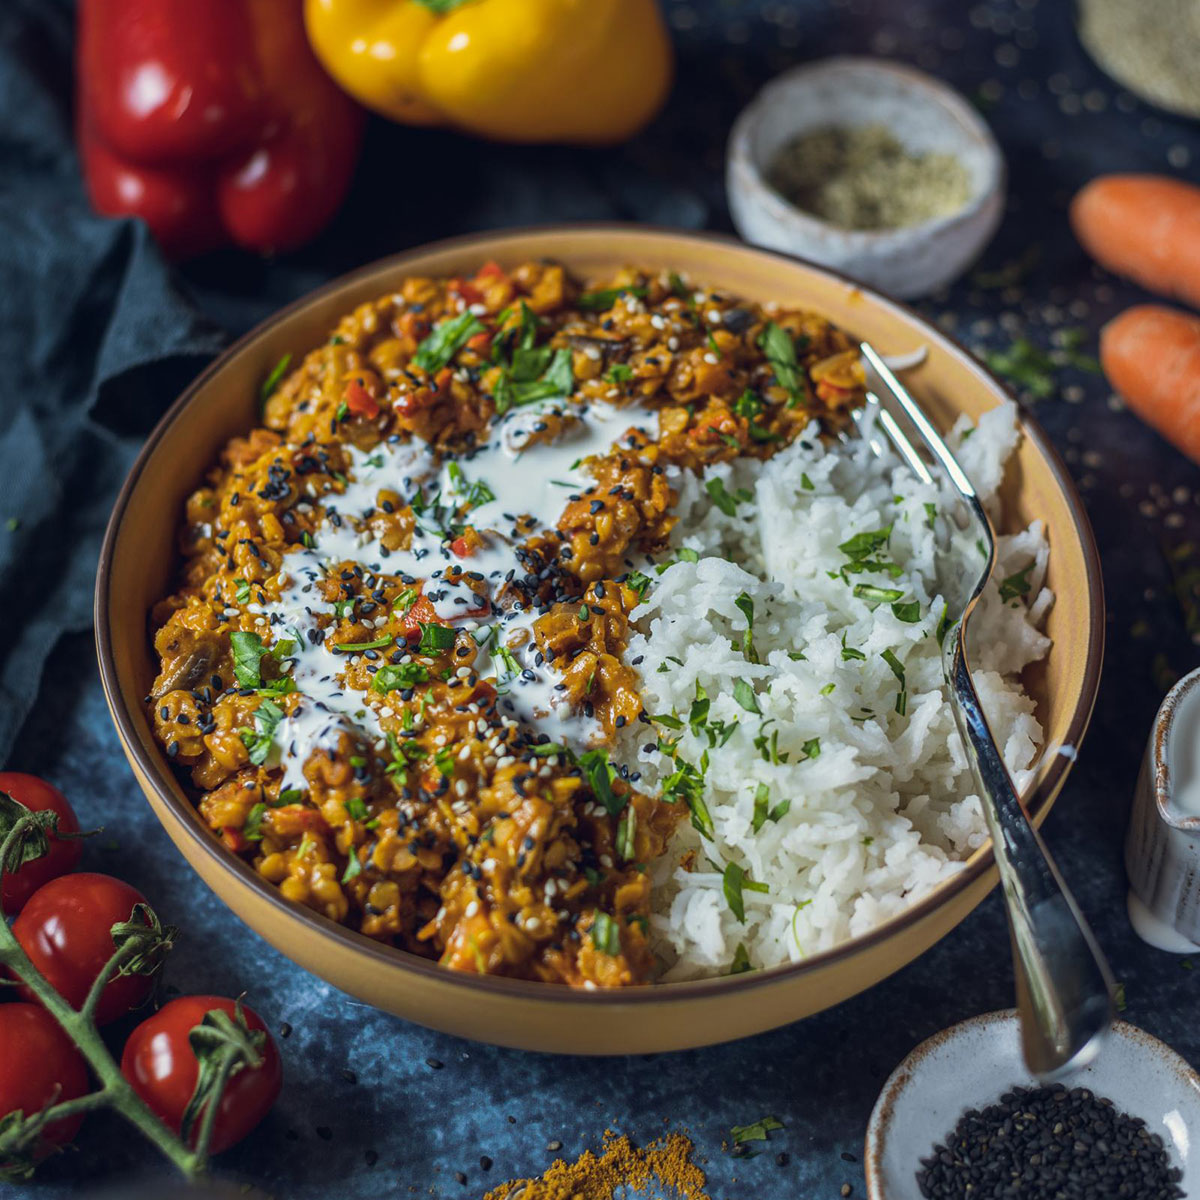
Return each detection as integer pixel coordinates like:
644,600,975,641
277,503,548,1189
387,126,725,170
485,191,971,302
864,1010,1200,1200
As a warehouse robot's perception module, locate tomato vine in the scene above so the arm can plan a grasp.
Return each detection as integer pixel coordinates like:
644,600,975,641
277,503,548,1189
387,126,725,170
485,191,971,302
0,795,263,1181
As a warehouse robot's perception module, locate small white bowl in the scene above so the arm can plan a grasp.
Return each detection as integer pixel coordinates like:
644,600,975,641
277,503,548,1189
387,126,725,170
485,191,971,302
865,1010,1199,1200
727,57,1005,299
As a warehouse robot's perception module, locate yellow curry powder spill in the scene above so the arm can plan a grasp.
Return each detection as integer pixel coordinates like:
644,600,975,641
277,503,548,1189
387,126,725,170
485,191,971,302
481,1131,710,1200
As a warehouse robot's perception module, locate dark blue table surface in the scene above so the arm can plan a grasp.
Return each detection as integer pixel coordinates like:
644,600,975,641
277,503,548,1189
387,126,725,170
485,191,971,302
7,1,1200,1196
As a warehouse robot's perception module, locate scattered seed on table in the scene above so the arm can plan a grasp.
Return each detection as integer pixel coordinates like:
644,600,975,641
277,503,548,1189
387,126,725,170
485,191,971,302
776,1152,790,1166
841,1152,857,1163
341,1068,358,1084
917,1084,1185,1199
546,1140,563,1152
425,1057,444,1070
841,1185,852,1198
364,1149,378,1167
279,1022,292,1039
454,1171,468,1186
480,1155,493,1171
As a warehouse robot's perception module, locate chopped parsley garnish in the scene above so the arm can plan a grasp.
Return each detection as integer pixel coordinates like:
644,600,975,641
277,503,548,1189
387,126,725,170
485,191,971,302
734,592,759,663
341,852,363,884
625,570,652,599
234,579,251,604
434,746,455,776
891,599,921,623
447,461,495,511
243,802,266,842
936,602,954,646
590,910,621,956
616,805,637,861
277,788,302,805
723,861,769,922
729,943,753,974
655,546,700,575
839,526,892,561
494,346,574,413
840,633,866,661
854,583,905,606
239,698,284,766
662,754,712,839
416,622,456,654
731,1117,784,1145
413,310,485,374
999,562,1036,603
372,662,430,693
733,389,764,419
577,286,647,311
393,588,419,612
752,782,792,832
578,749,623,817
733,679,761,714
606,363,634,384
800,473,815,491
758,322,808,408
230,631,267,688
259,353,292,405
705,477,753,517
881,648,908,715
649,712,684,729
345,797,369,821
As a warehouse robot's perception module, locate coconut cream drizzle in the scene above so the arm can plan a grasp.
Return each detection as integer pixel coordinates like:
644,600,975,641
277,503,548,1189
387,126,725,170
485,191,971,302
249,397,661,789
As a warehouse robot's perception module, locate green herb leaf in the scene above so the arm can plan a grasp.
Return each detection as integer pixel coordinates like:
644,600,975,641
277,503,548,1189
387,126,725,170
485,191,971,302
230,631,267,689
734,680,761,714
239,698,284,765
854,583,905,606
999,562,1036,603
758,322,807,407
731,1116,784,1145
577,286,647,311
416,623,456,654
372,662,430,693
616,805,637,861
259,354,292,405
625,570,652,600
751,782,771,833
578,749,624,817
723,862,769,923
839,526,892,561
413,311,485,374
607,363,634,384
243,803,266,842
591,911,621,955
334,636,394,653
891,599,921,623
729,943,753,974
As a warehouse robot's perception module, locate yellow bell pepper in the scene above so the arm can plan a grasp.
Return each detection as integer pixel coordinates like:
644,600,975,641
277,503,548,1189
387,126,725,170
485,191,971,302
304,0,673,145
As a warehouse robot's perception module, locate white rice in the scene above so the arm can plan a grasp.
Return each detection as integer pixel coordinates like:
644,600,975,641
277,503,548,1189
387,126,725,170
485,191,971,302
621,401,1051,979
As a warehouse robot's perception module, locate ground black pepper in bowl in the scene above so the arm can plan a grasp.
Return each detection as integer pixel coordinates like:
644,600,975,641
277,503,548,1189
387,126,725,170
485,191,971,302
917,1084,1184,1199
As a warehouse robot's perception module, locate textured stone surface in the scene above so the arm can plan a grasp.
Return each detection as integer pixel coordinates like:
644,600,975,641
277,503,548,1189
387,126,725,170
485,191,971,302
6,0,1200,1196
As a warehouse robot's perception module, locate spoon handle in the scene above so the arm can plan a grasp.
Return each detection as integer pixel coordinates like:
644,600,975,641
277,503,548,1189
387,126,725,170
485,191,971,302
947,632,1114,1079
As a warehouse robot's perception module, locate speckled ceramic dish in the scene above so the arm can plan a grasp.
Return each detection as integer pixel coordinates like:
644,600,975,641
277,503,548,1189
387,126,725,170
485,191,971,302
95,226,1103,1053
727,57,1005,299
865,1010,1200,1200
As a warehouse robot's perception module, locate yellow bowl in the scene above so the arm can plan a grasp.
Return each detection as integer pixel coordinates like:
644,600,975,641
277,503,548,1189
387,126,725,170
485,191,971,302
95,226,1104,1053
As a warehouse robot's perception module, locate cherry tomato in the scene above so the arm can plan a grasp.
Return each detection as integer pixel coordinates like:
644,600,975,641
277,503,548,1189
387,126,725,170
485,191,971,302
121,996,281,1154
0,773,82,915
12,874,157,1025
0,1004,89,1157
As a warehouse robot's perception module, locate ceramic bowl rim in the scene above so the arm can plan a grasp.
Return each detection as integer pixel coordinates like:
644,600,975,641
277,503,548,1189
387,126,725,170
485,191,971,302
727,55,1006,248
94,222,1105,1008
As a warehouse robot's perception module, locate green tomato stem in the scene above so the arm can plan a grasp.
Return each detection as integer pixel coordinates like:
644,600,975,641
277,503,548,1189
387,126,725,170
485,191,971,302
0,815,205,1179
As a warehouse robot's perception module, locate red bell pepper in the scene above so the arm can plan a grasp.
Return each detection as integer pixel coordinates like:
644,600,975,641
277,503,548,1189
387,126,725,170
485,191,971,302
76,0,365,259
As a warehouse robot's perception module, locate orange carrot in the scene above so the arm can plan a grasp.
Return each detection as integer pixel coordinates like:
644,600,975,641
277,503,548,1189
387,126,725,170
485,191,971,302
1071,175,1200,309
1101,304,1200,464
